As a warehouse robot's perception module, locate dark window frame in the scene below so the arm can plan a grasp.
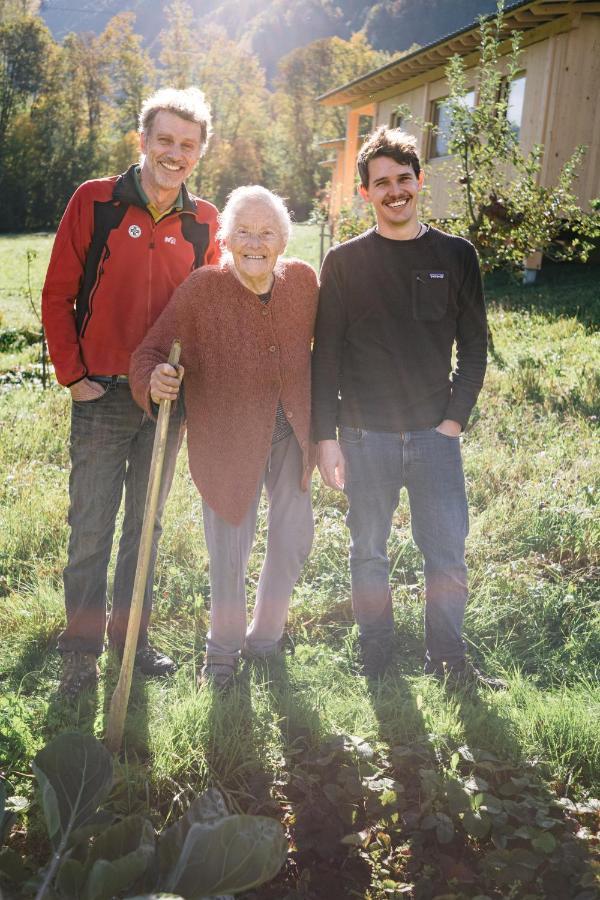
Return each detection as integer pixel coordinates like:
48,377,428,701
500,71,527,140
428,90,476,160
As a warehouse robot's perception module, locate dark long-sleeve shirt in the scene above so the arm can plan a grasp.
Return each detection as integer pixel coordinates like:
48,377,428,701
311,226,487,440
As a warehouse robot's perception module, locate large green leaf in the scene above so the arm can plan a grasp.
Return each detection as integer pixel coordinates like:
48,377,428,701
435,812,455,845
163,815,286,897
31,733,113,850
462,809,492,839
56,858,87,897
81,815,156,900
86,815,155,868
157,789,228,882
69,811,116,849
445,778,471,816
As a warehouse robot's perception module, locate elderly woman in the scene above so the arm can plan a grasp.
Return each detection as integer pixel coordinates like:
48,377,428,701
129,186,318,688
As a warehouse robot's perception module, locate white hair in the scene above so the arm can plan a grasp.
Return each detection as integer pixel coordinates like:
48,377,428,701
139,87,212,154
217,185,293,248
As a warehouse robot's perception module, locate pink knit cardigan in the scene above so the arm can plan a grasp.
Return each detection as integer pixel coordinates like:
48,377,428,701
130,258,319,525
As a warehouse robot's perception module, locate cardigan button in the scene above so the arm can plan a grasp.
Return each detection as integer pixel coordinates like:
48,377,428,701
287,410,294,419
262,309,269,316
268,345,277,352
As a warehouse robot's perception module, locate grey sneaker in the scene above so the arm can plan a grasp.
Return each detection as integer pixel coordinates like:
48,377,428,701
198,658,237,692
59,651,100,699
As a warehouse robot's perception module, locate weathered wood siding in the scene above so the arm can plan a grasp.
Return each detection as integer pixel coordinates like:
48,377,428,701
335,17,600,219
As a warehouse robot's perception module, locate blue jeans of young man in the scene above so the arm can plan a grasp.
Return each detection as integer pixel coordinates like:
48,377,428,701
57,382,184,657
339,426,469,671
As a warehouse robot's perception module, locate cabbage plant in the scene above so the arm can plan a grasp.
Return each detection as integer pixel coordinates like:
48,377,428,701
0,732,286,900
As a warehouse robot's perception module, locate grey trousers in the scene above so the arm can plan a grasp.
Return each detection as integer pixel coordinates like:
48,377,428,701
58,383,183,655
202,433,313,662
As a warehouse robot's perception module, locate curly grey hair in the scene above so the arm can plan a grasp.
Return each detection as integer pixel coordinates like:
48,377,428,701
139,87,212,154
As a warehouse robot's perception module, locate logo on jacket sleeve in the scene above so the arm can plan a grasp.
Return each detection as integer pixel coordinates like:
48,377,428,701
164,236,176,245
128,225,142,238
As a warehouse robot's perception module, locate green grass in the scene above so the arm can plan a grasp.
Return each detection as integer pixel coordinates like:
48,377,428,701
286,220,328,271
0,234,53,329
0,232,599,898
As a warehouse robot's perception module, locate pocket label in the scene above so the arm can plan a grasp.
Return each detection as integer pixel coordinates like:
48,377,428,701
412,269,449,321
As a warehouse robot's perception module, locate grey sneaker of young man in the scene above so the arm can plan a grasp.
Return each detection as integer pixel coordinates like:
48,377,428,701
59,651,100,699
133,645,177,677
198,659,236,692
445,659,507,692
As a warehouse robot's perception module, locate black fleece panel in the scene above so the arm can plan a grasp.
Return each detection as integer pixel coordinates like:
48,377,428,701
180,216,211,270
76,200,128,336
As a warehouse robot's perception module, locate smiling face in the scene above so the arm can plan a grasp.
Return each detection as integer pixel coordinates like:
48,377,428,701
139,110,203,204
226,199,286,294
359,155,424,240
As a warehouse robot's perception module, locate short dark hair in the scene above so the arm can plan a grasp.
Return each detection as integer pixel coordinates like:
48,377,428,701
357,126,421,187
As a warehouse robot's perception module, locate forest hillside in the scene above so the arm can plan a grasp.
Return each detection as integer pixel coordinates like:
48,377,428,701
41,0,499,77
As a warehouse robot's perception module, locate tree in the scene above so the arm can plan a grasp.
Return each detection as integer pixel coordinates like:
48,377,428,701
191,25,271,207
0,14,50,158
0,0,41,26
100,12,154,134
159,0,198,89
424,3,599,273
272,33,388,216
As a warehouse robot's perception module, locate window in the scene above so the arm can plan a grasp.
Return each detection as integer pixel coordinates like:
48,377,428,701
505,73,526,139
389,109,403,129
428,91,475,159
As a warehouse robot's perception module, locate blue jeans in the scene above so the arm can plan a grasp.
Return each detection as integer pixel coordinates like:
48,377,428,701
57,383,183,656
339,426,469,670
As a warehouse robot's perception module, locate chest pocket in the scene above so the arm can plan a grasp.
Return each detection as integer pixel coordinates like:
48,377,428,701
412,270,449,321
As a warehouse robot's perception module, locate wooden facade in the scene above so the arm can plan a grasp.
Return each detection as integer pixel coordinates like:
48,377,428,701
319,0,600,222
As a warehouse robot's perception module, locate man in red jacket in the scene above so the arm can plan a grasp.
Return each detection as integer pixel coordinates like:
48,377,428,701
42,87,220,698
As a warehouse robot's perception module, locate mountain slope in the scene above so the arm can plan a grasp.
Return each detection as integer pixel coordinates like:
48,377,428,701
40,0,499,76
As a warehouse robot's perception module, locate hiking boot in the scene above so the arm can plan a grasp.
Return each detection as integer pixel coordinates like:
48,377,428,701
133,645,177,677
241,640,284,662
445,659,507,693
242,649,285,686
424,659,445,679
359,637,392,679
59,651,100,699
197,658,237,692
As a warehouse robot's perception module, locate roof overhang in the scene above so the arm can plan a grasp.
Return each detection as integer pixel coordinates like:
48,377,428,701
318,0,600,107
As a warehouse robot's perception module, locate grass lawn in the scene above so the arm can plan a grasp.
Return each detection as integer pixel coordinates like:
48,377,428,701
0,229,599,899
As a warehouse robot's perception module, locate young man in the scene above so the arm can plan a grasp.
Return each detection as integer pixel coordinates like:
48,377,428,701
312,126,500,686
42,87,220,698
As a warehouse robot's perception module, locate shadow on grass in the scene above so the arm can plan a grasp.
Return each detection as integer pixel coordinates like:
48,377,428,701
199,670,275,814
363,667,600,897
247,654,372,899
485,262,600,329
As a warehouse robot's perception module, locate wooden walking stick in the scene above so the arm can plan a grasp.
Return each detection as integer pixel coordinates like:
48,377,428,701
105,339,181,753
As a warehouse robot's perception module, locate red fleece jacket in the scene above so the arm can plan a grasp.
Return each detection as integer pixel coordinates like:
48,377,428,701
42,166,220,386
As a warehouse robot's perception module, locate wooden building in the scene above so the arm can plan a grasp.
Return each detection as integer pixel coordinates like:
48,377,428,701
319,0,600,225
